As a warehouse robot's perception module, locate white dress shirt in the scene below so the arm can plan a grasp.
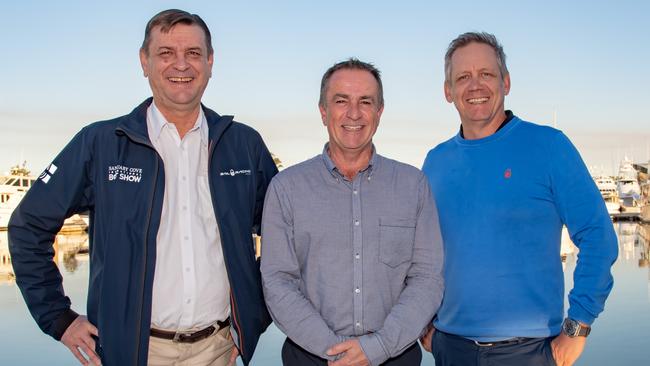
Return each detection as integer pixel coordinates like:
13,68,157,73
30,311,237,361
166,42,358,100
147,102,230,331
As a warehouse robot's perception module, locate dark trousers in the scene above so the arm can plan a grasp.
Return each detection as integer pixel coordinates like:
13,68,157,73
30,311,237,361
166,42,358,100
430,330,556,366
282,337,422,366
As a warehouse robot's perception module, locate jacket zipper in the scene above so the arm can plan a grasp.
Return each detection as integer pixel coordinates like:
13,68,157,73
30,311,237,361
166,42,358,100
117,128,159,366
207,138,246,357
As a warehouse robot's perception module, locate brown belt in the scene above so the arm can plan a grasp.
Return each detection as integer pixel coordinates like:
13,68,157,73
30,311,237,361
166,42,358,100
150,319,230,343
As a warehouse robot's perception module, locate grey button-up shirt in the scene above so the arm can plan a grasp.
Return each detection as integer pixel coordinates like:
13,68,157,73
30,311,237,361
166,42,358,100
261,146,444,366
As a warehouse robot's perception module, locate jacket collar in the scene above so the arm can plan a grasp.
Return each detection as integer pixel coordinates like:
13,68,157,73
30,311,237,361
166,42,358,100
116,97,234,146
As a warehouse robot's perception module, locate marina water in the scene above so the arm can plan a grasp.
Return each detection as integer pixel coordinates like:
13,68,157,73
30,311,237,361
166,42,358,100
1,223,649,365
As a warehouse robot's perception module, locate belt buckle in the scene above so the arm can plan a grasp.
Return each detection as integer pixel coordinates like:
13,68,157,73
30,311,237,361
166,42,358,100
172,331,193,343
473,340,494,347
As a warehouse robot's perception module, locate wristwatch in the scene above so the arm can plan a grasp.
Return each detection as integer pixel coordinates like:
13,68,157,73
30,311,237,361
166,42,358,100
562,318,591,337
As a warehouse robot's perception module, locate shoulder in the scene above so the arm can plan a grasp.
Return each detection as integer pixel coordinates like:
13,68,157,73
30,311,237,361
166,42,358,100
379,155,424,178
272,156,321,185
67,112,133,146
423,136,456,169
229,120,264,140
510,117,564,143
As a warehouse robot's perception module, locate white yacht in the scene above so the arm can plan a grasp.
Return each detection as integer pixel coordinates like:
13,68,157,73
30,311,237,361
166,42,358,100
617,157,641,207
0,163,35,229
0,163,87,230
593,174,621,216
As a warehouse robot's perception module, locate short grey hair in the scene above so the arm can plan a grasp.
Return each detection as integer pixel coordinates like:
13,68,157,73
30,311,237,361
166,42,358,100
444,32,508,82
319,58,384,108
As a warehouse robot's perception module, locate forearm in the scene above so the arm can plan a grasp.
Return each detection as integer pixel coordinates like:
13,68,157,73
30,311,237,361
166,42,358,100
263,277,344,359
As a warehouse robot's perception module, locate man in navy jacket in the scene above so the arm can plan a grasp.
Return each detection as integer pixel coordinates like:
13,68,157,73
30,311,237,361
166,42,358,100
9,9,277,366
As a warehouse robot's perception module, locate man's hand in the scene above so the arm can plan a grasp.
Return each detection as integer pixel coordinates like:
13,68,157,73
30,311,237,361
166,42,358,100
226,345,239,366
420,323,435,353
326,339,370,366
550,333,587,366
60,315,101,365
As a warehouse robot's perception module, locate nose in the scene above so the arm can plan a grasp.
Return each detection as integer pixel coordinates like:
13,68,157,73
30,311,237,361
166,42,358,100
468,75,482,91
173,54,190,71
346,102,362,120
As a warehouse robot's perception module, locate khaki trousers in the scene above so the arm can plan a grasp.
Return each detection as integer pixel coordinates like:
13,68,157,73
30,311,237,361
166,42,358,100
148,325,234,366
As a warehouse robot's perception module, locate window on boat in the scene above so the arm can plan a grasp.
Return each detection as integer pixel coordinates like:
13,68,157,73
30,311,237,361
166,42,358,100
9,179,19,186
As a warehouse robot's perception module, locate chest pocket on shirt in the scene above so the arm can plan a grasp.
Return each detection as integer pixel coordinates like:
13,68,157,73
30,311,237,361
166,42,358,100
379,217,416,268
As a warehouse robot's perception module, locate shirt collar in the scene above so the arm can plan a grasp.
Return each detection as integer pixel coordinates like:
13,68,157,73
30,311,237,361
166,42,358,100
148,102,208,145
459,110,514,139
320,143,378,179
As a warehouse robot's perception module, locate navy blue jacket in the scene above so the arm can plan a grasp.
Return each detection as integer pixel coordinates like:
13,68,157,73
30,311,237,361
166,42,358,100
9,99,277,365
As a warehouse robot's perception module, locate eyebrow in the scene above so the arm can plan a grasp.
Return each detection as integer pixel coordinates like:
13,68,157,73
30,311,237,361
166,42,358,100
332,93,376,102
156,46,204,52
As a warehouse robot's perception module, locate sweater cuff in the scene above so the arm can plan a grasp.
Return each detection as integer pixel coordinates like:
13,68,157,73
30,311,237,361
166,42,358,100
358,334,389,366
50,308,80,341
567,306,595,326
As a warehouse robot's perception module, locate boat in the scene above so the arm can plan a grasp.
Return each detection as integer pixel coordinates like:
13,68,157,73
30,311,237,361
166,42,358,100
0,163,35,230
0,163,88,231
617,156,641,207
593,174,621,216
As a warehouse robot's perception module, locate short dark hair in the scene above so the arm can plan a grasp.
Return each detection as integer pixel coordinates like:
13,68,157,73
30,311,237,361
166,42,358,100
141,9,213,56
445,32,508,82
319,58,384,107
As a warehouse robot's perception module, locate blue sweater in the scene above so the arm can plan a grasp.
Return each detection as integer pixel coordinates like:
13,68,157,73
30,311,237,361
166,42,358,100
422,116,617,339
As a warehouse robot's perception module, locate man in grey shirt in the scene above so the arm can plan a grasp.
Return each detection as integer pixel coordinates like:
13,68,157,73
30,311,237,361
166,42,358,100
261,58,444,366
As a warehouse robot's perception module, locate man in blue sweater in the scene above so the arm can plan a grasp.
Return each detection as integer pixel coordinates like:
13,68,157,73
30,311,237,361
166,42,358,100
421,32,618,366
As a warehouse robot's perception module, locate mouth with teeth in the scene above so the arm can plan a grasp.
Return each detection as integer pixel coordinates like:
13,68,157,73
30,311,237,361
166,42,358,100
342,125,364,131
467,97,489,104
168,77,194,83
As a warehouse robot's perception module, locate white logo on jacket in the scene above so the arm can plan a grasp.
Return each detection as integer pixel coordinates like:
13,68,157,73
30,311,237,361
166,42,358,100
39,163,58,183
220,169,251,177
107,165,143,183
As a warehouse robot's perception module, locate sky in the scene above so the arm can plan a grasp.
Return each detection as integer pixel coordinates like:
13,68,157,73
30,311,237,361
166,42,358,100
1,0,649,176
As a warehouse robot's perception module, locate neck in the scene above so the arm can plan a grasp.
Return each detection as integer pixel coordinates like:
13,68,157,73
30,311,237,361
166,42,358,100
328,144,373,180
155,102,201,139
461,111,507,140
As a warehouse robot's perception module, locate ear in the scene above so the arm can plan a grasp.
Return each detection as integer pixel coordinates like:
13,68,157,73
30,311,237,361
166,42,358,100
503,73,511,96
139,49,149,77
319,103,327,126
376,104,384,122
444,81,453,103
207,52,214,78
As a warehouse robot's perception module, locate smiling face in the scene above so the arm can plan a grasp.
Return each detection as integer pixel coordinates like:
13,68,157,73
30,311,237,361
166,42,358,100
319,68,383,160
444,42,511,139
139,23,213,117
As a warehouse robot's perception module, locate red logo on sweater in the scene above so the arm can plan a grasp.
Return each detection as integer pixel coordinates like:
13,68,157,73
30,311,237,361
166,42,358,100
504,168,512,179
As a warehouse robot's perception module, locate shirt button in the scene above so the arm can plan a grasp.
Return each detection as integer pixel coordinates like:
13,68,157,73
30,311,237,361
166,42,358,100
355,288,360,294
182,205,187,210
356,322,361,328
185,267,190,272
354,220,359,226
182,176,187,181
186,299,191,304
184,236,189,240
355,253,360,259
353,190,358,195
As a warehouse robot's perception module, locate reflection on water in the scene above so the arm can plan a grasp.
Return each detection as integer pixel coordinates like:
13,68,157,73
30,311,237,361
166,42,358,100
2,225,650,365
0,231,89,283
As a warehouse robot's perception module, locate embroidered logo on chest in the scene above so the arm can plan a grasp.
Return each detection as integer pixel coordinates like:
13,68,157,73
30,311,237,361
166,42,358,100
220,169,251,177
504,168,512,179
107,165,143,183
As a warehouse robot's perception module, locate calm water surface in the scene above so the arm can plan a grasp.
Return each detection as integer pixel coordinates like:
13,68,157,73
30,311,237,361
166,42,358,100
1,223,649,365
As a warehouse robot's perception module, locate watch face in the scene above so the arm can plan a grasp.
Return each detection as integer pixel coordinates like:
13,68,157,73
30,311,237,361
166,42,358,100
563,319,578,336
